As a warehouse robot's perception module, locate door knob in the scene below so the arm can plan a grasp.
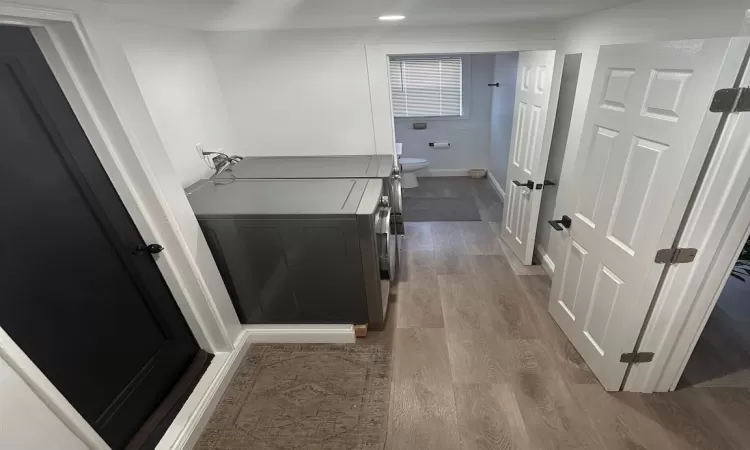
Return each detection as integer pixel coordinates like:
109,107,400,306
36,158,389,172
134,243,164,255
512,179,534,190
548,215,572,231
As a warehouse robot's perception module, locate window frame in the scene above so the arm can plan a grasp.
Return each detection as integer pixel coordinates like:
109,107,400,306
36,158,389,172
390,55,472,122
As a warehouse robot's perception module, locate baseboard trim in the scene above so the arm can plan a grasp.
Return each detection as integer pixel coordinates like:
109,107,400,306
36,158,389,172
487,171,506,201
418,169,470,177
242,324,356,344
156,331,252,450
535,244,555,278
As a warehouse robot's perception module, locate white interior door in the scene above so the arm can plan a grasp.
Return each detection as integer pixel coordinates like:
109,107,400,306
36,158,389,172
501,50,556,264
548,38,748,391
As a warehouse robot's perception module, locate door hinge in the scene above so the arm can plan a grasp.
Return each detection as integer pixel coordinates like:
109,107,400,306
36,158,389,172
620,352,654,364
654,247,697,264
710,87,750,113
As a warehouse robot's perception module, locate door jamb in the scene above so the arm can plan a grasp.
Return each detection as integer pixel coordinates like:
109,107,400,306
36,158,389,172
624,37,750,392
0,4,238,448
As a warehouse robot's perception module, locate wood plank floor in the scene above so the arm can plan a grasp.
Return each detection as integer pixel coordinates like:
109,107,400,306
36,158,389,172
363,178,750,450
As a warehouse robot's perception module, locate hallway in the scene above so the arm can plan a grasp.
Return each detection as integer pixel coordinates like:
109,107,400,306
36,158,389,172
365,178,750,449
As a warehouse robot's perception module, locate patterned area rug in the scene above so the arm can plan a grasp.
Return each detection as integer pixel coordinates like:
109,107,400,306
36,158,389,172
195,344,391,450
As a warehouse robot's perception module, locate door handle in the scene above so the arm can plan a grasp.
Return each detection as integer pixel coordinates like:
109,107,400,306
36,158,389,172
134,243,164,255
512,180,534,190
534,180,557,190
548,215,571,231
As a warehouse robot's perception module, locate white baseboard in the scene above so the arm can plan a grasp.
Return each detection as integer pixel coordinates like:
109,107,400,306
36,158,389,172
242,324,356,344
487,171,506,202
157,331,252,450
535,244,555,278
418,169,470,177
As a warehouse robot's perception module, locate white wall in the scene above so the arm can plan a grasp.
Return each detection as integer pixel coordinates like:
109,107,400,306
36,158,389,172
542,0,750,269
116,22,237,188
0,358,87,450
207,29,376,157
394,53,495,174
489,52,519,189
206,24,557,157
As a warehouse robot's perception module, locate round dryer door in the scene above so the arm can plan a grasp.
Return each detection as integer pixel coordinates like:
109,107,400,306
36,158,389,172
390,174,404,235
376,207,395,280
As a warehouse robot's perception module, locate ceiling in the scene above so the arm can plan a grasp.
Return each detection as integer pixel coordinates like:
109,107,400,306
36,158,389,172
94,0,638,31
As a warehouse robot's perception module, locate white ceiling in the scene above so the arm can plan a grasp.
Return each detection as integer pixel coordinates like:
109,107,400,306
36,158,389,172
94,0,638,31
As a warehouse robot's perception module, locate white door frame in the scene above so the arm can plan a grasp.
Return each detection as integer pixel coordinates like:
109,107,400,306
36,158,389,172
364,40,562,160
0,3,239,448
625,39,750,392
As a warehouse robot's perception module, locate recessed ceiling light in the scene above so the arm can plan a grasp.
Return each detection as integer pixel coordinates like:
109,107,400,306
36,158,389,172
378,15,405,21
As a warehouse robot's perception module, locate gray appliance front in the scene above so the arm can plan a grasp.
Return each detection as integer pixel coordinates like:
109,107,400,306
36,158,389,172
200,217,369,325
213,155,404,235
356,179,393,328
187,178,391,329
186,178,366,216
214,155,392,179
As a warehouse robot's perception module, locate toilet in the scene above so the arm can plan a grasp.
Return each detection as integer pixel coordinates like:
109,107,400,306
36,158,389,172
395,143,429,188
400,158,429,188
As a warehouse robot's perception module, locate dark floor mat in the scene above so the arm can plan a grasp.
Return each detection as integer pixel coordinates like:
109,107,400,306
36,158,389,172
195,344,391,450
403,196,482,222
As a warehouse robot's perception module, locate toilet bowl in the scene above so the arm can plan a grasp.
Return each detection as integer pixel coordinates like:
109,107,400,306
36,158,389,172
400,157,429,188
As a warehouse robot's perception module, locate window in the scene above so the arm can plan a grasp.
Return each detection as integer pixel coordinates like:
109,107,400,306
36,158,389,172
389,57,463,118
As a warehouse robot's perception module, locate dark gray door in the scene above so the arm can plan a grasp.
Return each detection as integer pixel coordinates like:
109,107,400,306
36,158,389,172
0,26,198,449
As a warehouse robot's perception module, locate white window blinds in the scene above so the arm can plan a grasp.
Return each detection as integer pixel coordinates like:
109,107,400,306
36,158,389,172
389,57,463,118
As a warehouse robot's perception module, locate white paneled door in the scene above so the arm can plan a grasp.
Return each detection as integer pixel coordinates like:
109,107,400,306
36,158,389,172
548,39,749,391
501,50,556,265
